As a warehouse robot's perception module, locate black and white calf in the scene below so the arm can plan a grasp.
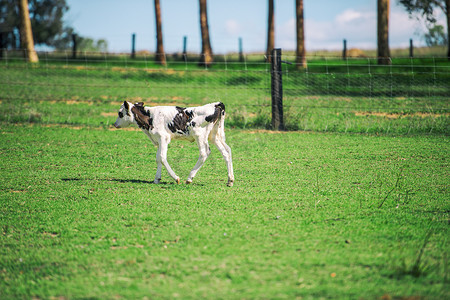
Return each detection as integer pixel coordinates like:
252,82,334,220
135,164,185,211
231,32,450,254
113,101,234,186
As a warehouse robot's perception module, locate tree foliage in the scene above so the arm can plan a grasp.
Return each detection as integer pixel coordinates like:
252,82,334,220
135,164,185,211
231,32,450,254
0,0,107,51
424,24,448,45
0,0,68,46
28,0,69,46
398,0,449,58
398,0,446,23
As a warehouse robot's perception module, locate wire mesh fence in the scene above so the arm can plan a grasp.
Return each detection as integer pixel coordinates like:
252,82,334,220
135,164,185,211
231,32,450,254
0,50,449,134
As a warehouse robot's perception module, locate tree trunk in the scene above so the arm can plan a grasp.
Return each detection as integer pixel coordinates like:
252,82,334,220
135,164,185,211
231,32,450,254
266,0,274,62
199,0,213,66
446,0,449,59
295,0,306,69
377,0,390,65
18,0,38,63
154,0,166,65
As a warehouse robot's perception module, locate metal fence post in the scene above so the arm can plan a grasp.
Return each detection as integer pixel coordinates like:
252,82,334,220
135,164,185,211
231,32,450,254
271,48,284,131
239,37,244,62
343,39,347,60
183,36,187,57
131,33,136,59
409,39,414,58
72,34,77,59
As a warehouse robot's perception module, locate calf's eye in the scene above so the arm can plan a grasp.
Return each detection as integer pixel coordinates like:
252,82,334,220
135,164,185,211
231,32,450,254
118,112,124,118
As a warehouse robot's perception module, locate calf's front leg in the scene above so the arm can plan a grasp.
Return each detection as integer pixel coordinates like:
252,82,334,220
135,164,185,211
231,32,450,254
156,138,180,184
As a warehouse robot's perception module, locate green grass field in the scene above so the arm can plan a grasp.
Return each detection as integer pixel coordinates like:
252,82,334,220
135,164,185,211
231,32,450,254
1,124,448,299
1,54,449,135
0,55,449,298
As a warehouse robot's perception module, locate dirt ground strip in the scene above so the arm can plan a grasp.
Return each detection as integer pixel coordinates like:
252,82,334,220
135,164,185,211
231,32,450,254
353,111,449,119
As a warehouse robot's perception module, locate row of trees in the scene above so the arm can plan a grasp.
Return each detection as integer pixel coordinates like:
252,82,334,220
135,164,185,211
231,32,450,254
152,0,306,67
2,0,449,65
152,0,214,66
268,0,449,65
264,0,306,67
153,0,449,67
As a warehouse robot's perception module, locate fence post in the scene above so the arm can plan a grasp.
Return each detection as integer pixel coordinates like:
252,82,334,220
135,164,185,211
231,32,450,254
239,37,244,62
72,33,77,59
343,39,347,60
0,32,4,58
131,33,136,59
271,48,284,131
183,36,187,57
409,39,413,58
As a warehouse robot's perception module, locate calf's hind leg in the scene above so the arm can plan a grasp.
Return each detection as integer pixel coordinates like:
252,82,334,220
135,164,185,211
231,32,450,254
213,136,234,187
153,146,162,184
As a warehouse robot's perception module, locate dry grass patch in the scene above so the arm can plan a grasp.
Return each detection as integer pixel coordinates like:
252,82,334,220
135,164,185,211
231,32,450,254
353,111,449,119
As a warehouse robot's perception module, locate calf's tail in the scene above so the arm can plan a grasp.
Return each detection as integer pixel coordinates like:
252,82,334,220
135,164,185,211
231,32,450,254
205,102,225,124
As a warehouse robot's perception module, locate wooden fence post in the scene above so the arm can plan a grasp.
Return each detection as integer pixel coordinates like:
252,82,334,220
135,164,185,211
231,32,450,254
271,48,284,131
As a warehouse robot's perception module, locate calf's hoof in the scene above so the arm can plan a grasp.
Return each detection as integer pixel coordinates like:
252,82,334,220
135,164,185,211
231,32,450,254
186,179,193,184
176,178,180,184
227,180,234,187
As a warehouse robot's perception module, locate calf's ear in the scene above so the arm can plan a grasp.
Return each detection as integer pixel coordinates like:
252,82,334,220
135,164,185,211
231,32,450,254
123,101,129,110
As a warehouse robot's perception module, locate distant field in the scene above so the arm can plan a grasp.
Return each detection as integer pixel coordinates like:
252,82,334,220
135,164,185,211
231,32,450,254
0,54,449,134
284,45,448,59
0,124,448,299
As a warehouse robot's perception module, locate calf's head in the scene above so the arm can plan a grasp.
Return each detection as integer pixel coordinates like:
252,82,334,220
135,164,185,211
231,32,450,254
114,101,134,128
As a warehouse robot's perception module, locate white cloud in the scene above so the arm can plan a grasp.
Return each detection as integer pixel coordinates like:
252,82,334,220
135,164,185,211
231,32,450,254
225,19,241,36
218,2,447,53
276,18,296,50
336,9,364,24
390,10,425,47
290,5,438,51
275,9,378,51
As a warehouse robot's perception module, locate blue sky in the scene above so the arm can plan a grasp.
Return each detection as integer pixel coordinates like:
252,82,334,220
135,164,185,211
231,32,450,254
64,0,446,54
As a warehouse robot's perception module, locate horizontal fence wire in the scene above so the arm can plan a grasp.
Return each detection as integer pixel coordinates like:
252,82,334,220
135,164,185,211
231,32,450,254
0,50,449,134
